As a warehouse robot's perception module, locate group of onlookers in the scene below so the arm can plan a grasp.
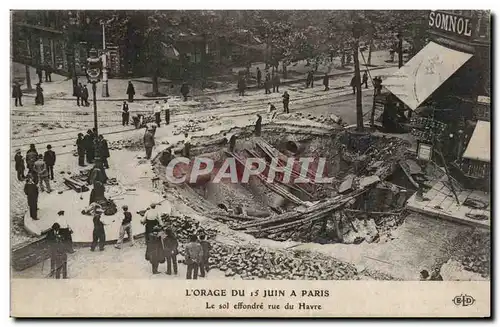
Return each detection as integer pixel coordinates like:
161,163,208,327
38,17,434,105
15,144,56,220
76,129,110,168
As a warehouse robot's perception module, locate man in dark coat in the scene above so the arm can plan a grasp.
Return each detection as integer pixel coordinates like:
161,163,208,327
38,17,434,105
90,213,106,251
127,81,135,102
122,101,130,126
76,133,86,166
82,85,90,106
256,67,262,88
36,67,43,84
144,129,155,159
163,227,178,275
43,144,56,180
264,73,271,94
254,114,262,137
46,222,68,278
84,129,95,164
323,73,329,91
272,73,280,93
24,176,39,220
25,144,38,180
45,66,52,82
97,135,110,169
75,82,82,106
14,149,25,181
350,75,359,94
35,83,44,105
198,234,211,278
180,83,189,102
282,91,290,114
12,82,23,107
362,71,369,89
237,77,246,96
307,71,314,88
72,76,79,96
145,225,165,274
57,211,75,254
163,99,170,125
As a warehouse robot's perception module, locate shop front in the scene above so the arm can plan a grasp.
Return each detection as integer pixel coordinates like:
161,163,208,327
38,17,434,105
380,10,490,190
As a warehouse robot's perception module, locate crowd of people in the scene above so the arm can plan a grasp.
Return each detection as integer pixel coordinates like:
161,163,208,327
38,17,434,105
46,197,212,279
15,144,56,220
75,129,110,168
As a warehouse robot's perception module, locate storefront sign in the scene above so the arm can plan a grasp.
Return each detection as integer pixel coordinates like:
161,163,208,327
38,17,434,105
429,11,474,38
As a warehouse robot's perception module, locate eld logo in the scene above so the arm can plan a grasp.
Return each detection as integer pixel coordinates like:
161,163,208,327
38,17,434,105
452,294,475,307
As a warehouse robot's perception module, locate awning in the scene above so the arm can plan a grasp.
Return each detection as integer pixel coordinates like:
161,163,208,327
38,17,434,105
383,41,473,110
463,120,490,163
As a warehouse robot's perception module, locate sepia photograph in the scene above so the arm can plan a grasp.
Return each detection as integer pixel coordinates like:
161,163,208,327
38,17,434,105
8,8,491,317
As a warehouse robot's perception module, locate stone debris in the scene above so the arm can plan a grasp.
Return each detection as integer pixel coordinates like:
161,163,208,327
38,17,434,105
199,243,359,280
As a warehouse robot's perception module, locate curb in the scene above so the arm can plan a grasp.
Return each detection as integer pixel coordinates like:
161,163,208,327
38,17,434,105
22,65,395,102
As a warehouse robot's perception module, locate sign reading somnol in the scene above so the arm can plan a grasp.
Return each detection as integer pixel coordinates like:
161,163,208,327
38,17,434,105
428,11,474,37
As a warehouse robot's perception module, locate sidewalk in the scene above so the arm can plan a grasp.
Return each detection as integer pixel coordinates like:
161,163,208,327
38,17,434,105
12,50,396,102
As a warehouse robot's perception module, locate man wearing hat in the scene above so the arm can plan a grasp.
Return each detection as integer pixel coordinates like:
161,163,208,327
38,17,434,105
46,216,69,279
33,154,51,193
141,203,162,242
154,100,162,127
43,144,56,180
115,205,135,249
14,149,25,181
163,99,170,125
91,213,107,251
57,210,75,254
143,128,155,160
145,225,166,274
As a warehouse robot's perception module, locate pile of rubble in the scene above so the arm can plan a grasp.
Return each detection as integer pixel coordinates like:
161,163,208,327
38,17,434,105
160,215,360,280
452,230,490,278
161,214,218,242
296,112,346,126
172,116,218,136
205,243,359,280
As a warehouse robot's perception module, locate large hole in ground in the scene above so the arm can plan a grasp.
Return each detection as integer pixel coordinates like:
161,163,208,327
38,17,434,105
156,126,424,246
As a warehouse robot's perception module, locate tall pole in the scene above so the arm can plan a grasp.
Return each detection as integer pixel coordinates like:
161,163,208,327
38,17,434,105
92,81,101,160
92,81,98,137
101,22,109,97
397,33,403,68
353,22,363,132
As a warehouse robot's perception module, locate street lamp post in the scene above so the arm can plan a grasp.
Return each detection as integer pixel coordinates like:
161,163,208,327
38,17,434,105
86,48,102,160
101,21,110,97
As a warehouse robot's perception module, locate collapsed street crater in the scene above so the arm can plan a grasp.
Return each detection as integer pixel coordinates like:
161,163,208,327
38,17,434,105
154,125,416,246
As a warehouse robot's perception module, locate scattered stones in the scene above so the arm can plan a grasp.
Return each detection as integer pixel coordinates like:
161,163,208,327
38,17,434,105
204,243,359,280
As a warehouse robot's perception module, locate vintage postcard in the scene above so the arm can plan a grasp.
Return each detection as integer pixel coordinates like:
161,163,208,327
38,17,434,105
10,9,491,318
